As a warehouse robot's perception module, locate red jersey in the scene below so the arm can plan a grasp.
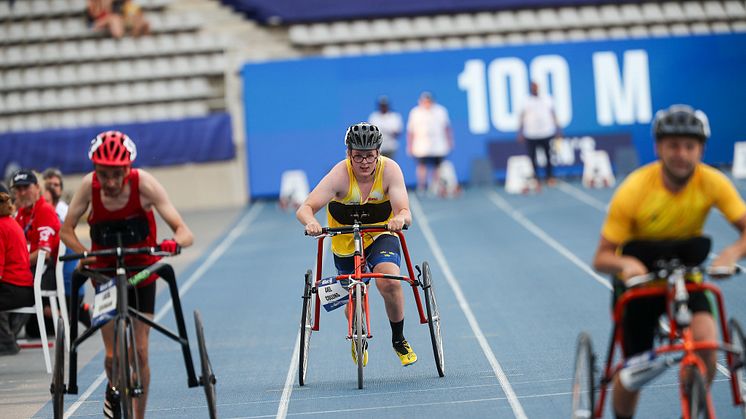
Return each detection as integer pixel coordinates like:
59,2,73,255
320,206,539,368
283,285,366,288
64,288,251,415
0,216,33,287
88,169,160,287
14,196,61,261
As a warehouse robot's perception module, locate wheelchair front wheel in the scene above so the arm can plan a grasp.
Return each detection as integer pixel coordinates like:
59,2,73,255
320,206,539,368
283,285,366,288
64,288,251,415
421,261,444,377
195,310,217,419
571,332,595,419
299,269,313,386
51,316,66,419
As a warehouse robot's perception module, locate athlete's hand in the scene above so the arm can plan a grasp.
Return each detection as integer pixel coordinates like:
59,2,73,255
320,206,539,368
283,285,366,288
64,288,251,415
709,246,741,279
159,239,180,254
620,257,648,283
305,221,323,236
387,216,407,232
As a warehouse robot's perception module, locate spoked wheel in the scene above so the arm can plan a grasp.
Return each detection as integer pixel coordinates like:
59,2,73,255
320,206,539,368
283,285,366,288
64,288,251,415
116,318,134,419
299,269,313,386
195,310,218,419
684,366,711,419
571,332,595,419
421,261,444,377
728,318,746,417
354,283,365,390
51,316,66,419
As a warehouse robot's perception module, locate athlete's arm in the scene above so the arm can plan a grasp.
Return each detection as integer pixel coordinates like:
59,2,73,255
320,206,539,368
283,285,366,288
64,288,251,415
60,174,93,255
592,236,647,282
384,161,411,232
711,214,746,272
139,170,193,248
296,163,344,235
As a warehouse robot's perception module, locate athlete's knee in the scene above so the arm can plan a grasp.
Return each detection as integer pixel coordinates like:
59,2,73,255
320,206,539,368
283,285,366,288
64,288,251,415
104,355,113,373
376,278,401,295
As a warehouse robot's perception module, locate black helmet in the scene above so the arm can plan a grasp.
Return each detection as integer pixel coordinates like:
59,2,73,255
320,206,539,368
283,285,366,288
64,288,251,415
345,122,382,150
652,104,710,142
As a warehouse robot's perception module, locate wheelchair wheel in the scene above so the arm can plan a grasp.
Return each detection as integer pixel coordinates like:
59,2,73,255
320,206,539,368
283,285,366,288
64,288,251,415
51,316,65,419
571,332,594,419
299,269,313,386
116,318,134,419
685,366,710,419
195,310,217,419
355,283,365,390
728,318,746,414
421,261,444,377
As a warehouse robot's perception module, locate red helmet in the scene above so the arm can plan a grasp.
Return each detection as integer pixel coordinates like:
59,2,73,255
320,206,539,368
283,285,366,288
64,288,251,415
88,131,137,166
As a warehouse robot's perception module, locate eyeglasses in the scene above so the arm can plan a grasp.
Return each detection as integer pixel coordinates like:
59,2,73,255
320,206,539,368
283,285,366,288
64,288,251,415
350,153,378,164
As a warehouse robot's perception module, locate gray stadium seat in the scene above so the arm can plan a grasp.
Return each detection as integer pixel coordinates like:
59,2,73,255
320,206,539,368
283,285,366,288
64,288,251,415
725,1,746,18
703,1,729,20
662,2,686,22
641,3,665,23
683,2,707,20
493,11,517,32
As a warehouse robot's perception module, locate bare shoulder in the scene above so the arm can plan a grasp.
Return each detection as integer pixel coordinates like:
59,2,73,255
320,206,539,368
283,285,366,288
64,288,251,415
382,157,404,181
325,160,350,188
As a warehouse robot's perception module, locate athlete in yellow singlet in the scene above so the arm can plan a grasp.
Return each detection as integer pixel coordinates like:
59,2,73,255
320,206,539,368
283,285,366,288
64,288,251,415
593,105,746,419
297,122,417,367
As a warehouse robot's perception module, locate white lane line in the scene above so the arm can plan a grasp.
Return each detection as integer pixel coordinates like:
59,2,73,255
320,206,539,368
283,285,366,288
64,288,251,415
410,195,528,419
555,182,737,379
276,334,300,419
556,180,608,212
485,190,611,290
275,231,330,419
64,203,264,418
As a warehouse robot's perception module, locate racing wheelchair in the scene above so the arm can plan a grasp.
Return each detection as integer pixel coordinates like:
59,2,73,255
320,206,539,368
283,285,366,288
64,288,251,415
50,224,216,419
571,236,746,418
298,206,444,389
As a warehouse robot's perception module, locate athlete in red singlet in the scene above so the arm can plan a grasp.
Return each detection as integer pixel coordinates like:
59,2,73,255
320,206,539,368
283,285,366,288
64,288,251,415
61,131,193,419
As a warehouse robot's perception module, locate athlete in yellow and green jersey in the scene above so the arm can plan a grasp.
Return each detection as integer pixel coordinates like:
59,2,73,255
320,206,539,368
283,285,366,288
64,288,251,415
297,122,417,367
593,105,746,419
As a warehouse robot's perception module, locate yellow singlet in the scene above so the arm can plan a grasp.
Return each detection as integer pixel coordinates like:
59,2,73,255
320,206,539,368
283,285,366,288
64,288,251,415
327,157,394,257
602,161,746,244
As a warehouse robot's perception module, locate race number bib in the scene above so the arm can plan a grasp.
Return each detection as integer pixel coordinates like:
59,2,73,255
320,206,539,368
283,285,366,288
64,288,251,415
317,277,349,312
92,280,117,327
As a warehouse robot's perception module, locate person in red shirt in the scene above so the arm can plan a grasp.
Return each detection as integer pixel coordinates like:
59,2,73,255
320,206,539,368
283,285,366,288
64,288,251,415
11,169,61,338
61,130,193,419
0,186,35,355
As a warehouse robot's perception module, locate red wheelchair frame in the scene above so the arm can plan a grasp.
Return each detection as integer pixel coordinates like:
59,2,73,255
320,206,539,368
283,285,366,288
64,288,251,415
591,280,745,418
299,223,444,389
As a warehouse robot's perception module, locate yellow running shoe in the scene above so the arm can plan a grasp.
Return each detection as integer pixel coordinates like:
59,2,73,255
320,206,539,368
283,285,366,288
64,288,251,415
393,340,417,366
351,339,368,367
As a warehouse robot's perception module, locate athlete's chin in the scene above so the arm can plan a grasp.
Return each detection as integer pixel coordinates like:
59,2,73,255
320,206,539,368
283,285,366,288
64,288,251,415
102,188,122,197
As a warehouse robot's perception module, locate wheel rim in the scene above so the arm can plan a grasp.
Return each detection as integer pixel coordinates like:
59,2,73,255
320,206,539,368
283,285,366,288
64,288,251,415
571,333,593,419
195,310,217,419
423,262,444,376
355,284,364,389
52,317,65,418
299,270,313,386
729,319,746,408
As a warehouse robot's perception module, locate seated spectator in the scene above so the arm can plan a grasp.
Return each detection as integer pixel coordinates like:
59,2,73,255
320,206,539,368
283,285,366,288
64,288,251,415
115,0,150,37
0,186,35,356
86,0,124,39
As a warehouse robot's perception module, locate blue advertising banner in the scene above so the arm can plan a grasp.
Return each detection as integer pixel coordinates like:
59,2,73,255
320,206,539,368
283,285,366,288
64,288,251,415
0,113,235,179
242,34,746,198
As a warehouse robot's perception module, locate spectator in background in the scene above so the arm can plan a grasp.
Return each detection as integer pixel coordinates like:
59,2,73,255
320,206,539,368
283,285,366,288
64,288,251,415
368,96,403,161
43,168,68,221
42,168,91,329
407,91,454,193
114,0,150,37
517,81,561,188
11,170,61,338
0,185,35,356
86,0,124,38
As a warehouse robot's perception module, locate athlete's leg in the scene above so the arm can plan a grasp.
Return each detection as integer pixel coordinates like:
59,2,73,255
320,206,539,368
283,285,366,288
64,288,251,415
416,161,427,192
372,262,404,323
691,312,718,383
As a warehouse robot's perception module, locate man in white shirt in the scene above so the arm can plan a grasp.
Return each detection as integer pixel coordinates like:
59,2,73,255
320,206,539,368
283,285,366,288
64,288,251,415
368,96,403,161
407,92,453,192
42,168,68,221
518,81,561,187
